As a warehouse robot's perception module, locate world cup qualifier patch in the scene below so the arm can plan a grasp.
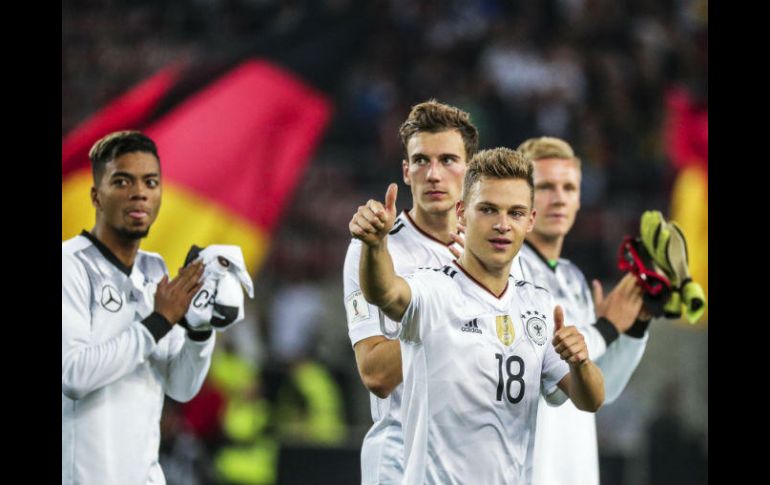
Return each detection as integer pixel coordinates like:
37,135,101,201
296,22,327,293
521,310,548,346
346,291,370,323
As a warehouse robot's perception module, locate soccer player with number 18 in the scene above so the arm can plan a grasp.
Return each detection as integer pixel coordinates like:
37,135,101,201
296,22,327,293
350,147,605,484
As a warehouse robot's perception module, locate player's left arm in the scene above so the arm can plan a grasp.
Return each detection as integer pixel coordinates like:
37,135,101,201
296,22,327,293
156,263,216,403
578,274,643,359
583,275,651,403
593,316,651,403
552,306,605,412
161,327,216,402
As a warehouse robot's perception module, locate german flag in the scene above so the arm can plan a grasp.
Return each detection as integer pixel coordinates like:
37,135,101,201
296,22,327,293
62,59,332,273
664,86,708,319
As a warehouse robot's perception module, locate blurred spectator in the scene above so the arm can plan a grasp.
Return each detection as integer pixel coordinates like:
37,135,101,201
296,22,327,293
160,398,219,485
646,382,708,485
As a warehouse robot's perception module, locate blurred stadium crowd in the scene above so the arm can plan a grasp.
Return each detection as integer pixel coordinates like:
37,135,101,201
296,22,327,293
63,1,707,484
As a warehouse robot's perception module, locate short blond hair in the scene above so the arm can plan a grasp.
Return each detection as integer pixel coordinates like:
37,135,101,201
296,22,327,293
463,147,534,203
516,136,581,168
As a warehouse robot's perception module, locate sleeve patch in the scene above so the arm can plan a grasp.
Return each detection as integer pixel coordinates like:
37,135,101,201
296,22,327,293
346,290,371,323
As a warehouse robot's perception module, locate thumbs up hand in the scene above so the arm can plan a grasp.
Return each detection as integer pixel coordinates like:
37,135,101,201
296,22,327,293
349,183,399,248
551,305,590,366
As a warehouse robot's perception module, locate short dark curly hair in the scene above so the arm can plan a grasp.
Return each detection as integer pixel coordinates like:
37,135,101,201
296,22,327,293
398,99,479,161
88,130,159,182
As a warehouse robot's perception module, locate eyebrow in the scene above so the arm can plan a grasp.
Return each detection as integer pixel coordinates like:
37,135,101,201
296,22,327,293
410,152,461,160
477,200,529,210
110,171,160,179
535,181,577,188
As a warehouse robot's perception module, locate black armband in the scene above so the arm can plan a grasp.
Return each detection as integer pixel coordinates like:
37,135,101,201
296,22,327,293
142,312,172,343
179,317,214,342
625,317,651,339
594,317,620,346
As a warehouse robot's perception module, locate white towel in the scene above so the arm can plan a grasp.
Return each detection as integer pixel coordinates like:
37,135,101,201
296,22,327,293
184,245,254,332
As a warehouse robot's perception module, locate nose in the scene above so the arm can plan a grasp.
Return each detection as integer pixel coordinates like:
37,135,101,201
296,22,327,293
492,214,511,233
426,159,442,182
130,184,148,200
551,187,566,205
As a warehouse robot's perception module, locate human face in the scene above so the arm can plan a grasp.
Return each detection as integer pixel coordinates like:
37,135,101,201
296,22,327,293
532,158,581,241
458,177,535,272
402,130,467,218
91,151,162,240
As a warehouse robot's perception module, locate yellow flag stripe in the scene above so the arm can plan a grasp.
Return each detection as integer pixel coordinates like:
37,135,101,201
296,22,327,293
670,166,708,324
62,169,269,274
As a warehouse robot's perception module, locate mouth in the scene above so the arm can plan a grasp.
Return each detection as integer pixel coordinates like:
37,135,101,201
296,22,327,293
489,237,512,250
126,209,149,221
425,190,446,200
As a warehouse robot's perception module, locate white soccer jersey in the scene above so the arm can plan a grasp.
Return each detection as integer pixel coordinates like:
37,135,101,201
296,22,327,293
343,210,456,484
512,241,649,485
395,261,570,485
62,232,215,485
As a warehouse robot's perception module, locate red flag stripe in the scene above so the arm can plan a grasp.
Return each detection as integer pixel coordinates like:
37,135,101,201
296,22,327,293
144,60,332,230
62,64,184,177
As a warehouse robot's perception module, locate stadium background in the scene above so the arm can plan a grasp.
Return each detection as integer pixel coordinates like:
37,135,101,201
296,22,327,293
62,1,707,484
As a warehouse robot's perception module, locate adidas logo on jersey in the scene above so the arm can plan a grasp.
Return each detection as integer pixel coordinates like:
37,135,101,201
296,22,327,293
389,219,406,235
461,318,483,334
416,265,458,278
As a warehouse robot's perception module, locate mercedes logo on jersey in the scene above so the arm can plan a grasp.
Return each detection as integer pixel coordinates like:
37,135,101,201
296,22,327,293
101,285,123,312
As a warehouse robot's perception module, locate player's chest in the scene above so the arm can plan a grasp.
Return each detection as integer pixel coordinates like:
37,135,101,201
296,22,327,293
88,272,157,339
537,270,592,324
424,303,550,368
392,244,453,274
418,307,550,409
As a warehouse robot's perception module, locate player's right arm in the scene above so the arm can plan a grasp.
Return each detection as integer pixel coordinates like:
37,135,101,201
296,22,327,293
353,337,402,399
349,183,412,323
344,239,403,398
61,254,202,400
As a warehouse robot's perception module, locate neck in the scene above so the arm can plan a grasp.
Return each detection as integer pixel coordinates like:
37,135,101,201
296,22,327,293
91,223,141,268
457,250,512,297
408,206,457,244
526,232,564,261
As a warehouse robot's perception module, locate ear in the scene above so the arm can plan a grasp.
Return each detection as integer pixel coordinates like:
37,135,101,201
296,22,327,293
456,199,466,225
576,165,583,212
402,159,411,186
526,208,536,233
90,186,100,210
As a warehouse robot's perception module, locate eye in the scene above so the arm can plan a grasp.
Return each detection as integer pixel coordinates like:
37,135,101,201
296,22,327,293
413,157,428,165
441,157,456,165
113,178,129,187
146,179,159,189
480,206,494,214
